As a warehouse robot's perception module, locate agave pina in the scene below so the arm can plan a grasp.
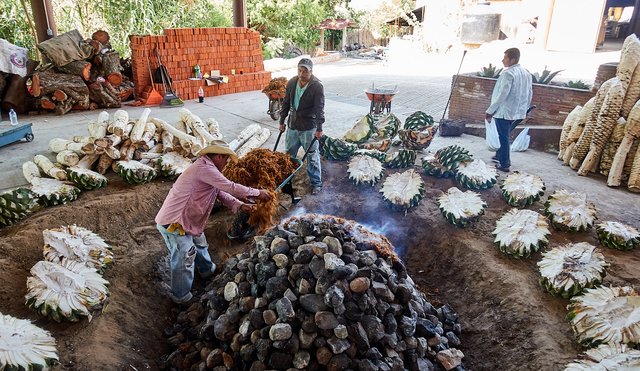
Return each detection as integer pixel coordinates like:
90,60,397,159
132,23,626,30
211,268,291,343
43,225,114,272
347,155,384,186
380,169,425,211
0,313,58,370
493,209,550,258
545,190,597,232
567,286,640,347
455,159,498,190
596,221,640,250
564,343,640,370
25,260,109,322
500,172,545,207
538,242,608,298
437,187,487,227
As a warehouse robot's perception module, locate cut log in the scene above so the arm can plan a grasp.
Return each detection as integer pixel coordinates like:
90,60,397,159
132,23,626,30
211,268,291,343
179,108,217,144
109,109,129,136
96,153,113,174
54,99,74,115
56,150,80,167
34,155,67,180
91,30,110,45
57,60,92,81
88,80,120,108
131,108,151,143
101,51,123,86
30,70,89,102
40,97,56,110
77,154,100,169
51,89,68,102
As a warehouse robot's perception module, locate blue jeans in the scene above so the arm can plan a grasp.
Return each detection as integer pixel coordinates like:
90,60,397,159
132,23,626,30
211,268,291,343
156,224,214,301
495,118,516,168
285,128,322,187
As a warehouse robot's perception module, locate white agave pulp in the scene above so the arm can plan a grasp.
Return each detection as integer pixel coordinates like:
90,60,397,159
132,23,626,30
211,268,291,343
547,190,596,229
26,260,109,319
380,169,424,206
0,313,58,368
457,159,497,183
565,343,640,370
569,286,640,345
117,160,155,172
598,221,640,241
343,115,373,142
348,155,384,184
501,172,545,198
161,152,193,174
68,166,107,181
493,209,550,253
538,242,607,290
438,187,486,219
43,225,111,268
30,177,77,197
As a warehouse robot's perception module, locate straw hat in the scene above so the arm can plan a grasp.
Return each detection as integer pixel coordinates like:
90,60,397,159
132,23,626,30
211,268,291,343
198,140,238,160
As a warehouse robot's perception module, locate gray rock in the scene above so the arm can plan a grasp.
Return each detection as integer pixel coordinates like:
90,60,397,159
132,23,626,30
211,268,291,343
269,323,293,341
283,288,297,302
255,261,276,287
362,315,385,342
268,351,293,369
436,349,464,371
224,282,239,301
293,350,311,369
299,329,317,349
270,237,290,255
333,324,348,339
276,297,296,322
298,278,312,295
299,294,329,313
272,253,289,268
399,315,417,337
349,322,370,351
324,285,345,308
253,236,273,251
327,336,350,354
315,276,331,295
257,248,271,263
263,309,277,325
312,242,329,256
349,277,371,293
254,297,268,309
323,236,343,256
288,234,304,249
213,314,235,341
324,253,344,270
315,311,339,330
304,236,316,243
296,220,315,236
309,256,327,279
446,331,461,347
372,281,395,302
293,248,314,264
265,276,289,301
358,359,378,371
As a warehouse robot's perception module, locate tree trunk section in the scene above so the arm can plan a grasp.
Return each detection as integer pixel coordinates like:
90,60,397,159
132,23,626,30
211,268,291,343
30,70,89,104
54,99,74,115
88,80,121,108
57,60,92,81
91,30,110,45
101,51,123,86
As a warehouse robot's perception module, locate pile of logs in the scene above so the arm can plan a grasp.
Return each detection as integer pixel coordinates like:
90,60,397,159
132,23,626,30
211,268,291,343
29,29,134,115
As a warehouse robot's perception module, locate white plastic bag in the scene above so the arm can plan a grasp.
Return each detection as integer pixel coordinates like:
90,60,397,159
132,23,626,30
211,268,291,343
485,119,501,151
511,127,530,152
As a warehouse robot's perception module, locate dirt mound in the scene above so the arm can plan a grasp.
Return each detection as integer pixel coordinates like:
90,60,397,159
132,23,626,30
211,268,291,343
0,161,639,370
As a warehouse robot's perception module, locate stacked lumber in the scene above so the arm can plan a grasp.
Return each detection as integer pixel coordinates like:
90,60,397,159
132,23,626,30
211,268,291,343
30,30,134,115
558,33,640,192
21,108,271,203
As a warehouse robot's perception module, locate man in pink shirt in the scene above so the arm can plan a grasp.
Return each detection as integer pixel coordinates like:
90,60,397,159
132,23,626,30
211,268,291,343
155,140,271,303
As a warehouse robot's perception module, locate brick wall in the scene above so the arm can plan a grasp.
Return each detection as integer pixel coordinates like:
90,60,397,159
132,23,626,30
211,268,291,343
593,62,618,91
448,74,595,126
129,28,271,101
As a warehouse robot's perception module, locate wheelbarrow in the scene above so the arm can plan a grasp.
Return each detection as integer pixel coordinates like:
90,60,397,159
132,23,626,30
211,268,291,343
0,123,34,148
364,83,398,115
264,90,285,121
227,133,316,240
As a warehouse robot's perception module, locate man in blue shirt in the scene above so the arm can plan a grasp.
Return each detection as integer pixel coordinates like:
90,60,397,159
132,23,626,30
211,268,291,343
485,48,533,172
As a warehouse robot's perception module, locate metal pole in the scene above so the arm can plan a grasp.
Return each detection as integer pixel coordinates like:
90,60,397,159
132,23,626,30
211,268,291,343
30,0,57,43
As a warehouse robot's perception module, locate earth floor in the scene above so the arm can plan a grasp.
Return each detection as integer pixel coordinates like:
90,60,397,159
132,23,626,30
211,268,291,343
1,154,638,371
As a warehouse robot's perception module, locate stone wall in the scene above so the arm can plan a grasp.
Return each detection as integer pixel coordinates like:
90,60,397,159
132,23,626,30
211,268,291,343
129,28,271,101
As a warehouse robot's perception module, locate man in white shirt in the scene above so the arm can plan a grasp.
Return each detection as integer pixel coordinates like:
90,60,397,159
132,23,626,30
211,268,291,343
485,48,532,172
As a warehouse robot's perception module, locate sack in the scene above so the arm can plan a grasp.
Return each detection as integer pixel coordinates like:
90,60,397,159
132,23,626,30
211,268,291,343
485,119,501,151
511,127,530,152
439,119,465,137
0,39,28,76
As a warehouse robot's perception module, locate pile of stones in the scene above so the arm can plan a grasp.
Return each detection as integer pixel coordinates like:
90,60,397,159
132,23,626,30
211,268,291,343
162,214,465,370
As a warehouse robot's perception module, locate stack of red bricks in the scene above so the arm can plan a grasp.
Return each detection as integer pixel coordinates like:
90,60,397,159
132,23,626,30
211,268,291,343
130,28,272,101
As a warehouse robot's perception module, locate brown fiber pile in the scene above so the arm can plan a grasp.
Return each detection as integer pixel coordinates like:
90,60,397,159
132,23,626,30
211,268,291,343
224,148,297,229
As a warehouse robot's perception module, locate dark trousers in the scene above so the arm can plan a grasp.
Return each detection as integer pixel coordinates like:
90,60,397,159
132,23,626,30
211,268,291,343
495,118,516,168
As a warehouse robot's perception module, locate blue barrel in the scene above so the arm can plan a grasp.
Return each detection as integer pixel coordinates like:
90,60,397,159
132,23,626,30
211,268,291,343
461,13,501,44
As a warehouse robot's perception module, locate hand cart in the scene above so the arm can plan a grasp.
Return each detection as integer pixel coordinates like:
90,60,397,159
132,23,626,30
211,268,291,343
0,123,34,148
365,84,398,115
264,90,285,121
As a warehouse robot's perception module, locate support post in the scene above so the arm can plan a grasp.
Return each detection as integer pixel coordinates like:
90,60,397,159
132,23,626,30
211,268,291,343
233,0,247,28
30,0,57,43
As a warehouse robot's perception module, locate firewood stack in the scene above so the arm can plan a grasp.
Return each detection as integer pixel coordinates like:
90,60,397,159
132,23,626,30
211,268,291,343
29,29,135,115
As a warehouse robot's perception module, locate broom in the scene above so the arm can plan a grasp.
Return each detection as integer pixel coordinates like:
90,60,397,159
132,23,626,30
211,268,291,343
155,49,184,107
145,51,163,106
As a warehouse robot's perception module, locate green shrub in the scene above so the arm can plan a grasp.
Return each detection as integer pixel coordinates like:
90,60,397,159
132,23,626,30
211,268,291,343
566,80,591,90
531,67,563,84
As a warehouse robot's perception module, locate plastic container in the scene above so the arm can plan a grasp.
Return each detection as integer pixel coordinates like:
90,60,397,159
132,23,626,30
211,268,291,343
194,64,201,79
198,87,204,103
9,109,18,126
